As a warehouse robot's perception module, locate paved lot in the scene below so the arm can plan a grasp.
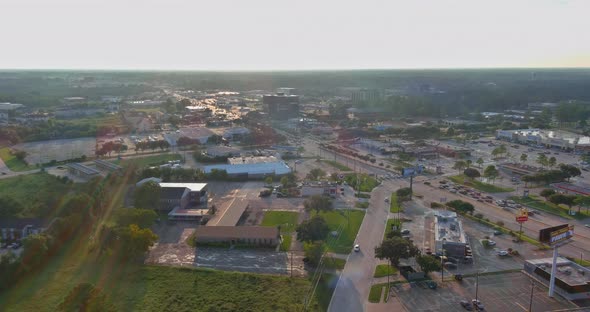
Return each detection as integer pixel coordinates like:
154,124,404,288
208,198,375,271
14,137,96,164
394,271,576,312
195,247,296,275
146,221,197,266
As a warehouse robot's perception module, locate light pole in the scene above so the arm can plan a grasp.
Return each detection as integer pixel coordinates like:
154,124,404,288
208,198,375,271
528,279,535,312
475,271,479,302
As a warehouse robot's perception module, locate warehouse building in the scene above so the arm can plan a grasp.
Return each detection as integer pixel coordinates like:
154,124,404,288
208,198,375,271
496,129,590,151
158,183,208,215
434,211,467,259
94,159,122,173
263,93,300,120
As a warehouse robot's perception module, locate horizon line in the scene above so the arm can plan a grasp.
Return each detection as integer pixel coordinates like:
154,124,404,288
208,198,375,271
1,66,590,73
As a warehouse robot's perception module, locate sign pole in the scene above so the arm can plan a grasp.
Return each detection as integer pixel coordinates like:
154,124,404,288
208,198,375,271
549,246,558,297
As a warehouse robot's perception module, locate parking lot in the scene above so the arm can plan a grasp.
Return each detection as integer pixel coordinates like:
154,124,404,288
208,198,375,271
394,271,576,312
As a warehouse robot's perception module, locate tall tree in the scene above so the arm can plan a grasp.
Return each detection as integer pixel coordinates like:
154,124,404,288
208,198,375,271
476,157,484,168
537,154,548,168
549,194,577,215
483,165,499,183
133,181,161,210
296,215,330,242
463,168,480,180
548,157,557,169
520,153,528,164
375,237,419,267
453,160,467,173
416,254,442,275
303,195,333,214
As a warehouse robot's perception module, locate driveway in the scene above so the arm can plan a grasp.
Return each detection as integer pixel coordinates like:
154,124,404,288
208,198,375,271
328,181,391,312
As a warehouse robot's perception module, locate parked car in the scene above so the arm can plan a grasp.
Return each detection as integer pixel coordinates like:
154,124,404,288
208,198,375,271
487,240,496,246
401,229,410,235
497,250,509,256
354,244,360,252
471,299,485,310
493,230,502,235
460,300,474,311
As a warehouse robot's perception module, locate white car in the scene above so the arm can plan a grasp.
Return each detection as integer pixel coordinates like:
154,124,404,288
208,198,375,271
354,244,360,252
487,240,496,246
497,250,509,256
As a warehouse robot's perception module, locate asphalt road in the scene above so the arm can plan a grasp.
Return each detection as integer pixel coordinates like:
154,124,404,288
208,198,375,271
328,181,391,312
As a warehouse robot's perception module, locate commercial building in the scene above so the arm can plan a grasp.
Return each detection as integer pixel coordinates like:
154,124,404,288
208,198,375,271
434,211,467,259
0,102,25,120
192,226,279,247
550,182,590,196
524,257,590,301
158,183,208,211
66,163,100,178
0,218,45,242
350,88,383,105
301,182,339,197
263,93,300,119
165,127,216,145
206,146,242,158
94,159,122,173
204,161,291,179
222,127,250,141
435,145,471,158
496,129,590,151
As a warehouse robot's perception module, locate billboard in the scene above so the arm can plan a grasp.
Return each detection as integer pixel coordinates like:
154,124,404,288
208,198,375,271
516,208,528,223
401,165,424,177
539,224,574,246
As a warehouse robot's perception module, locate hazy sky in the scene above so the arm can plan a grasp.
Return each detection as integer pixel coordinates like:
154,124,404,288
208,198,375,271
1,0,589,70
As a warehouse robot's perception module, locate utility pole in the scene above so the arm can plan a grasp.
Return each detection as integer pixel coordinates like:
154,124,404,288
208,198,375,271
528,280,535,312
475,271,479,301
290,251,293,278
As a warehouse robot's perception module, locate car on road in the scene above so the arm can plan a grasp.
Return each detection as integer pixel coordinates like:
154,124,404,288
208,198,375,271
460,300,474,310
384,198,389,203
401,229,410,235
471,299,485,311
487,240,496,246
497,250,509,256
354,244,360,252
493,230,502,235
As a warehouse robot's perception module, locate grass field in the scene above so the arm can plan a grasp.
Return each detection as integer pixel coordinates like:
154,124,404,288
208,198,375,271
390,193,401,213
511,195,590,220
373,264,398,278
368,283,384,303
323,257,346,270
318,210,365,254
115,153,182,168
355,201,369,209
261,211,299,251
383,218,402,240
345,173,379,192
322,160,352,171
0,261,315,312
0,147,35,171
0,173,76,216
315,274,339,311
449,175,514,193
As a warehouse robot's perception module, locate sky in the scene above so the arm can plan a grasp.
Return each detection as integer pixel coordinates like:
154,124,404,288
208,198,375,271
0,0,589,70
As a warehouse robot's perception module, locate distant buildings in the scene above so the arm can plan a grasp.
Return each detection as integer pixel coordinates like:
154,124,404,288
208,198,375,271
0,218,45,242
204,156,291,179
496,129,590,151
528,102,560,111
351,88,383,105
434,211,467,259
0,102,25,120
263,93,300,120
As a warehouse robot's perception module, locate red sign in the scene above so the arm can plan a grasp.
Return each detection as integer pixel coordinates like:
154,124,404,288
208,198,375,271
516,216,528,223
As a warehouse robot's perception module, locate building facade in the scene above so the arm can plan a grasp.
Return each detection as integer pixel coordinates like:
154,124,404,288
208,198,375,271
263,94,300,120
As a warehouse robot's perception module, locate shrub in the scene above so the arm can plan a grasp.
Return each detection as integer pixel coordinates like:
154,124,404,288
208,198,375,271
430,202,443,208
474,213,484,219
496,220,505,227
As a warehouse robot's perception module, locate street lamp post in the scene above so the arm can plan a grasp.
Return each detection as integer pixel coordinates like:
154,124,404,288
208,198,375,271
475,271,479,302
528,280,535,312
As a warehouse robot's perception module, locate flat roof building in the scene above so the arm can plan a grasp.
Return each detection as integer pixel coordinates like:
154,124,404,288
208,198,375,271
434,211,467,259
158,183,208,219
94,159,122,173
263,94,300,120
524,257,590,301
192,226,279,247
66,163,100,178
204,161,291,179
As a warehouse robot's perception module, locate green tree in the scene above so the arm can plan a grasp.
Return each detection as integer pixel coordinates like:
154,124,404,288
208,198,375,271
207,134,223,144
549,194,577,214
463,168,480,180
465,159,472,168
112,208,158,228
13,149,27,162
446,199,474,214
476,157,484,168
446,127,455,137
113,224,158,259
303,241,325,266
264,176,273,186
416,254,442,275
540,189,556,199
396,187,412,202
483,165,499,183
520,153,528,163
492,145,507,158
303,195,333,214
0,197,24,217
296,215,330,242
537,154,548,168
21,233,51,268
375,236,420,267
559,164,581,181
548,156,557,169
574,195,590,214
133,181,161,210
452,160,467,172
58,283,116,312
307,168,326,181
